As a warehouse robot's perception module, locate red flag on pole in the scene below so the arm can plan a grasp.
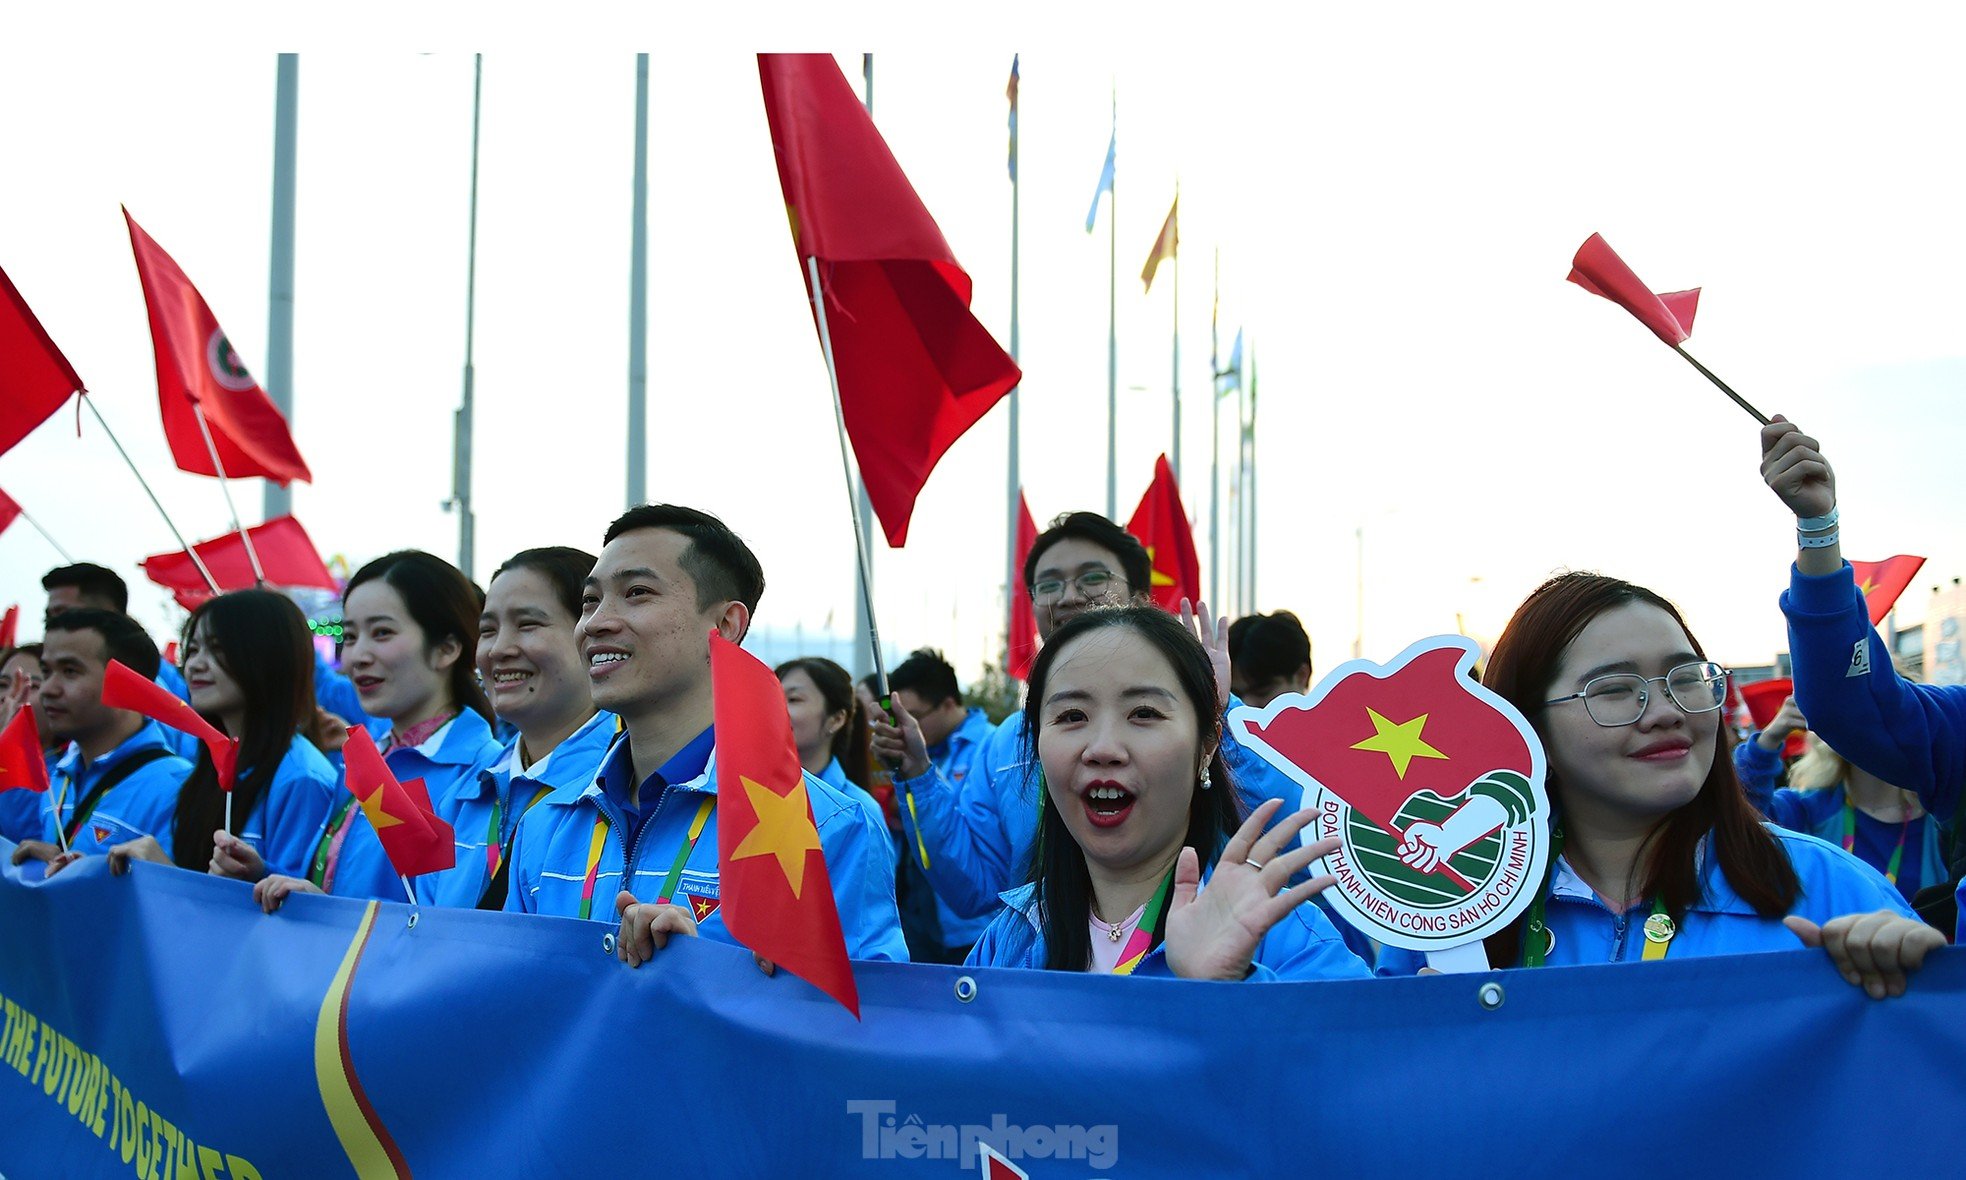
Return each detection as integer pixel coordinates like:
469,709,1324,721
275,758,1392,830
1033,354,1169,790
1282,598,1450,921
758,54,1022,547
1008,492,1038,681
1126,455,1203,613
0,264,84,458
1849,555,1925,626
341,727,455,879
102,659,239,790
122,209,312,486
1567,232,1701,346
139,515,336,610
0,606,16,651
0,705,50,794
711,631,859,1016
1740,677,1805,758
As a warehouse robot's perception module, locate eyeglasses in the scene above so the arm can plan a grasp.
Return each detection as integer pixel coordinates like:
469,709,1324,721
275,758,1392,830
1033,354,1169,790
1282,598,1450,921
1542,661,1728,727
1031,569,1123,604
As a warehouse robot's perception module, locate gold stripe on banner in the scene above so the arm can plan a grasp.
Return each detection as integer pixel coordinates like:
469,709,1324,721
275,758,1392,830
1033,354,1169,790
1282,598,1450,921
313,901,413,1179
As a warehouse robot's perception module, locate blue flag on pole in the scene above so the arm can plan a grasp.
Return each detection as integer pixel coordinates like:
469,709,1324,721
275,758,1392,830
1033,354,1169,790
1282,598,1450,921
1085,130,1115,233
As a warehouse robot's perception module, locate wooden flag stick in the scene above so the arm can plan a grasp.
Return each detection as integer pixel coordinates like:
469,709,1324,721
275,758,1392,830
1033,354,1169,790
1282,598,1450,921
806,255,892,700
189,402,268,585
80,396,222,595
1671,344,1770,425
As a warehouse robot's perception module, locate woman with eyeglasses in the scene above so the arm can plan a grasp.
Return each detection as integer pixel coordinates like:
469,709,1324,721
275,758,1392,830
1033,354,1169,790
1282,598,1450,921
1383,573,1936,998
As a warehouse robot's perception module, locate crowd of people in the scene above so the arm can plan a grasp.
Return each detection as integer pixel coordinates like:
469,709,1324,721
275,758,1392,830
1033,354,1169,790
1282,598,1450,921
0,417,1954,999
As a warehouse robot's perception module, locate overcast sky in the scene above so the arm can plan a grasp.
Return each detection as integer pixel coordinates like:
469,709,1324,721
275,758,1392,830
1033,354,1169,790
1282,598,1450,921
3,5,1963,683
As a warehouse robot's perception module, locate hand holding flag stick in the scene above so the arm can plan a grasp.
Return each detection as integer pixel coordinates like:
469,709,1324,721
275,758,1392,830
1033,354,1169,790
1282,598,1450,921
1568,232,1770,425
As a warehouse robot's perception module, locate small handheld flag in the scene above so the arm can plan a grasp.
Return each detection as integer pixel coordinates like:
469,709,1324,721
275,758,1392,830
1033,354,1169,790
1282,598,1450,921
341,727,456,881
1567,232,1768,425
0,705,51,795
1850,556,1925,626
102,660,239,793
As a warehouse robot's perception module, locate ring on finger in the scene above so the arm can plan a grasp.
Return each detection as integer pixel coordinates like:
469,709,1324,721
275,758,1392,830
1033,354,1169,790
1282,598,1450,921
1245,857,1266,871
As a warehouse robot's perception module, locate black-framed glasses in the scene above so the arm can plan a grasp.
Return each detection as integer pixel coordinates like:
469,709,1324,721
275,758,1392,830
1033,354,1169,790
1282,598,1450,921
1031,569,1123,604
1543,661,1727,727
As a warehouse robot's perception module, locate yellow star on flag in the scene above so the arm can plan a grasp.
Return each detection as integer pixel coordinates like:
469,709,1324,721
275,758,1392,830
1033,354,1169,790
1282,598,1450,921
1144,544,1175,588
731,775,823,898
359,785,404,830
1350,708,1448,779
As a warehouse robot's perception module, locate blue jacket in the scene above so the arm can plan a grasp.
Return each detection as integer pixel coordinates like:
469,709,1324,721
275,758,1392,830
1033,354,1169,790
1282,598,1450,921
504,728,908,962
816,756,887,835
307,710,506,902
417,711,617,909
1377,826,1915,974
966,869,1370,981
1733,735,1946,902
40,722,194,856
1782,561,1966,939
231,734,341,879
895,708,996,948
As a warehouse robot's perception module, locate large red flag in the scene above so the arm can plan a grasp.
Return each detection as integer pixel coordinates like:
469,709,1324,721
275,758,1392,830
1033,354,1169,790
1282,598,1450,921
758,54,1022,547
1008,492,1039,681
1849,555,1925,626
122,210,311,486
1125,455,1203,612
341,727,455,879
0,705,50,794
1567,233,1701,347
102,660,239,790
140,515,336,610
0,606,16,651
711,631,859,1016
0,264,84,458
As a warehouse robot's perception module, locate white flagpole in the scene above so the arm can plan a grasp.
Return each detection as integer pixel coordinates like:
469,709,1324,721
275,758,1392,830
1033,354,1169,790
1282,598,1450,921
190,402,267,584
81,397,221,595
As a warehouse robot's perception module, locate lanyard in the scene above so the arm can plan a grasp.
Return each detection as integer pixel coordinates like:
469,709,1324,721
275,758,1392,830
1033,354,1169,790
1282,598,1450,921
1841,796,1911,886
308,796,360,889
574,796,716,920
902,788,932,869
1521,826,1677,967
485,786,554,883
1110,866,1178,976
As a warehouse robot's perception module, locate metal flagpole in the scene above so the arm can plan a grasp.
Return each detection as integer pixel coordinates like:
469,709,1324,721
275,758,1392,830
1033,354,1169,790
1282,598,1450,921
1006,55,1021,656
1246,342,1259,611
189,402,268,583
12,503,73,563
263,52,298,523
448,53,483,577
809,256,891,695
80,397,221,594
850,53,878,680
1208,250,1220,610
1105,88,1118,519
1169,187,1179,484
626,53,649,507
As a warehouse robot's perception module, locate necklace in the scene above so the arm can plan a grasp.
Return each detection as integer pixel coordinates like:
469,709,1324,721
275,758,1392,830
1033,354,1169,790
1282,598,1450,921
1091,904,1144,942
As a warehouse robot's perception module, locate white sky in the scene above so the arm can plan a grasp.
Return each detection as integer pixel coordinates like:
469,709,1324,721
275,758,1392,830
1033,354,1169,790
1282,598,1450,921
3,5,1964,684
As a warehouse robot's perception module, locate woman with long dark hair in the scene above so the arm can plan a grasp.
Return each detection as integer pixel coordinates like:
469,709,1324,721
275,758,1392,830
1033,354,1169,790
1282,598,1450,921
966,605,1368,980
1381,572,1939,998
254,550,503,909
104,590,337,879
777,657,883,831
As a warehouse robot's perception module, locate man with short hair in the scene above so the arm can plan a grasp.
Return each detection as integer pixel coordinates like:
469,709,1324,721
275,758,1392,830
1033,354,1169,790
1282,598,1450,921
1228,611,1314,709
504,505,906,962
885,647,995,960
8,610,193,870
41,563,130,619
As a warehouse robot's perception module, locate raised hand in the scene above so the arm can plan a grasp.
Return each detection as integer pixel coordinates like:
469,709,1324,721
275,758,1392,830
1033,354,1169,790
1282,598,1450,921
1179,598,1232,707
868,697,931,780
1163,797,1340,980
1759,416,1836,520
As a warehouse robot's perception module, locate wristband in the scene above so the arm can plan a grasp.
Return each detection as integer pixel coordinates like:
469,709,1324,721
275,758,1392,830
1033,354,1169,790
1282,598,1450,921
1797,528,1840,549
1796,506,1838,533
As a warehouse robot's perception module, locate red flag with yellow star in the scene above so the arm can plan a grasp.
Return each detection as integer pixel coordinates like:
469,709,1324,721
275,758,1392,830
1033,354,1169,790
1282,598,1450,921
1849,555,1924,626
102,659,239,791
0,704,50,794
1125,454,1202,612
711,631,859,1017
341,727,453,878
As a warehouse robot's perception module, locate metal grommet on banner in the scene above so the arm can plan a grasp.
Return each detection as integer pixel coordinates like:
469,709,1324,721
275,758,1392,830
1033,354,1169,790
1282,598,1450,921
1477,982,1505,1011
601,932,618,956
954,975,978,1003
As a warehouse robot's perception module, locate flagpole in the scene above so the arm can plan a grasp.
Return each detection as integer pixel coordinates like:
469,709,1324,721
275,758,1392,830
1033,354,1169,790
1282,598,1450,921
263,52,299,524
809,255,891,695
1005,56,1021,659
1208,250,1220,611
448,52,483,578
189,402,268,585
13,504,73,563
1246,342,1259,612
1105,86,1118,520
52,777,70,854
852,53,878,682
626,52,649,507
1169,187,1180,485
80,397,221,595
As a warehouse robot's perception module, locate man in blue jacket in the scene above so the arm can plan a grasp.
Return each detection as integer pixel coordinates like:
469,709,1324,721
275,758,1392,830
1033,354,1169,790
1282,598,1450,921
886,647,995,961
505,505,907,963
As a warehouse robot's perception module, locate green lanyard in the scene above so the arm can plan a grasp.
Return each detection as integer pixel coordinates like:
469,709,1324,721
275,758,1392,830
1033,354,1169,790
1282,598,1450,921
1841,797,1911,886
1111,865,1178,975
1521,826,1676,967
308,796,360,888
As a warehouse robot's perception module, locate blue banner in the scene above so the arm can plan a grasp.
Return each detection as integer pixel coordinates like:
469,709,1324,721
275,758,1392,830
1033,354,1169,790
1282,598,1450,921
3,840,1962,1178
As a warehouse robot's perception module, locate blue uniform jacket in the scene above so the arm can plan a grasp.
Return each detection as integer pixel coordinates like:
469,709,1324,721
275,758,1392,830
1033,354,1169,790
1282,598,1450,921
417,710,617,909
232,734,341,879
41,722,193,857
817,756,887,835
1782,561,1966,938
504,729,908,962
1378,826,1914,974
895,708,996,948
966,869,1370,981
1733,735,1946,901
309,710,505,902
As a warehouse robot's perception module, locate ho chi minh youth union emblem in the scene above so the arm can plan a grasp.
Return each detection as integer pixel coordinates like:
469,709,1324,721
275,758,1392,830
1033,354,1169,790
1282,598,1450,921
1228,636,1550,955
205,329,258,393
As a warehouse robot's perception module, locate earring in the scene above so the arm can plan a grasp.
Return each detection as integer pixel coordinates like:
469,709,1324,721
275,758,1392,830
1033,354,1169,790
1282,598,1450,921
1199,765,1213,791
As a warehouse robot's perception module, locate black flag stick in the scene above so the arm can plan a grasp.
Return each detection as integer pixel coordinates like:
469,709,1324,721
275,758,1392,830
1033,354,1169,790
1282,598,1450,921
1671,344,1770,425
